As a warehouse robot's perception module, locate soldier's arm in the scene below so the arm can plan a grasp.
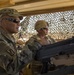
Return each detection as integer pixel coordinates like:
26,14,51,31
0,40,17,74
17,37,42,72
0,37,42,74
19,36,42,63
0,39,33,75
0,39,33,74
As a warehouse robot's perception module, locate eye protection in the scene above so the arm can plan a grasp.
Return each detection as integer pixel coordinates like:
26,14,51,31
40,28,48,30
4,18,20,23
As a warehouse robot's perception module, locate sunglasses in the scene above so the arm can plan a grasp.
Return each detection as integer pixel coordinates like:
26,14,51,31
40,28,48,30
4,18,20,23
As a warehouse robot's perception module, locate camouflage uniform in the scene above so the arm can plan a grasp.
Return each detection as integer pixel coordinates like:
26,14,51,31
25,34,55,74
0,8,23,20
26,34,55,52
0,8,34,75
24,20,55,75
25,20,55,59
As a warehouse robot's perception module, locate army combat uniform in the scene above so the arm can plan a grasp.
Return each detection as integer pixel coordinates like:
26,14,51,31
0,8,37,75
25,34,55,75
0,27,34,75
21,20,55,75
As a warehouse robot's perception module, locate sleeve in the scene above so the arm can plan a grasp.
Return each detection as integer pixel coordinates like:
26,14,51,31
0,36,42,74
19,37,42,63
48,35,56,43
0,40,16,74
0,38,33,74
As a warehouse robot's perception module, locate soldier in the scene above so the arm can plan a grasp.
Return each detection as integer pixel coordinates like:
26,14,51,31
0,8,35,75
24,20,56,75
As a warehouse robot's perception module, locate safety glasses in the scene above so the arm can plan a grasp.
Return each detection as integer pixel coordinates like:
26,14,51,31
40,28,48,30
4,18,20,23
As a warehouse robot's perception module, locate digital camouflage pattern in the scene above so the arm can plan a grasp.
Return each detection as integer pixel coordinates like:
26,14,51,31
0,27,33,75
0,8,39,75
25,34,55,57
25,34,55,75
0,8,23,20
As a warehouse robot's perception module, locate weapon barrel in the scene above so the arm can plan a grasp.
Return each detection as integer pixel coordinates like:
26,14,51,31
36,37,74,61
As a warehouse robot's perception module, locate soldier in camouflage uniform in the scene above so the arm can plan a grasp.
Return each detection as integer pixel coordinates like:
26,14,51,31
24,20,55,75
0,8,37,75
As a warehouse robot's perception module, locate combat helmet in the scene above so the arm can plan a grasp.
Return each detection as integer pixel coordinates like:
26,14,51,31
35,20,49,31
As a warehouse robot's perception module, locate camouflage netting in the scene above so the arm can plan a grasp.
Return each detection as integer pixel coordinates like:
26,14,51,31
19,10,74,40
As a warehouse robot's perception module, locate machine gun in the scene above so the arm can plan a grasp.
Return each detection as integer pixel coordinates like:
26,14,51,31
35,37,74,75
36,37,74,61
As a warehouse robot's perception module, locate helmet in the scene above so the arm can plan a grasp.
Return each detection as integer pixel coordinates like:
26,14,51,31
0,8,23,20
35,20,49,30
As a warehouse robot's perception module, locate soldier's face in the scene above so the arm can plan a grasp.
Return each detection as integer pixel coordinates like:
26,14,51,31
38,27,48,35
1,16,20,34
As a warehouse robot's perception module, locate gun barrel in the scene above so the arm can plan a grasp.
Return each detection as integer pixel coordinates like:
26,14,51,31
36,37,74,61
